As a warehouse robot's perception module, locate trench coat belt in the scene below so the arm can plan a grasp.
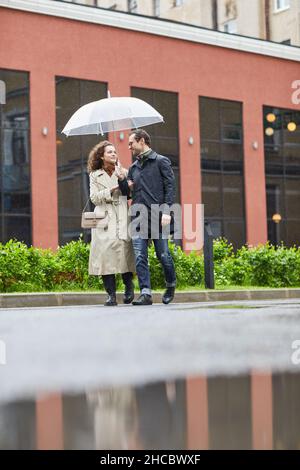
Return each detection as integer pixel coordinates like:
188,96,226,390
107,200,120,205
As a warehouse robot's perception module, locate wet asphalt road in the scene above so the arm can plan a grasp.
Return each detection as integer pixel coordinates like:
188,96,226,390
0,299,300,403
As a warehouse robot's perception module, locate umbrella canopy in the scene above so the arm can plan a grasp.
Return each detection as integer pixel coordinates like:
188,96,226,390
61,95,164,136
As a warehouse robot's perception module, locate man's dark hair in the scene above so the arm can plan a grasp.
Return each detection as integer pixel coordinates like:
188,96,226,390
132,129,151,146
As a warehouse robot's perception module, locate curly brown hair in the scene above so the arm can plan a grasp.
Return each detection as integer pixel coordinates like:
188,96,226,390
87,140,114,174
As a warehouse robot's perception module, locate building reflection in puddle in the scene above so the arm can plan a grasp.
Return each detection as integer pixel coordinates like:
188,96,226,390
0,371,300,450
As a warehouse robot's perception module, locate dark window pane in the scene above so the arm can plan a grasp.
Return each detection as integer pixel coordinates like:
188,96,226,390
3,216,31,245
285,177,300,220
3,193,30,214
1,129,30,192
202,173,222,217
0,70,29,129
58,216,82,245
223,221,246,249
222,174,244,218
221,100,242,126
221,126,242,142
264,107,282,147
200,97,245,247
264,106,300,247
208,376,252,450
285,146,300,168
206,219,223,239
286,221,300,247
266,182,285,218
0,70,31,245
200,98,220,141
222,143,243,162
201,142,221,168
282,110,300,146
56,78,81,133
131,87,180,202
265,146,282,162
56,77,107,245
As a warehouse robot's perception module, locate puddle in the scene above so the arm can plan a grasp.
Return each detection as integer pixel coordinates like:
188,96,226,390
176,304,265,310
0,371,299,450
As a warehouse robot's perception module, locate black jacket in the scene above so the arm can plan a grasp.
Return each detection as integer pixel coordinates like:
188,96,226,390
118,150,175,210
118,150,176,236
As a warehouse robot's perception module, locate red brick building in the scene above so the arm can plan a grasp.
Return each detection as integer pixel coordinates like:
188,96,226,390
1,0,300,250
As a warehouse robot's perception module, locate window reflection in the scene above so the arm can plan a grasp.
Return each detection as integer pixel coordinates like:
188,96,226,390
0,69,31,245
56,77,107,245
200,97,245,248
131,87,180,204
264,106,300,246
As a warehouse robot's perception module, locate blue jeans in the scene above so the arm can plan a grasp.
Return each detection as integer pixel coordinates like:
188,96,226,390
132,237,176,296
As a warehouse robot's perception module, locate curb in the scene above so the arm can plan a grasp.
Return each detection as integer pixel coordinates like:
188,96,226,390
0,289,300,308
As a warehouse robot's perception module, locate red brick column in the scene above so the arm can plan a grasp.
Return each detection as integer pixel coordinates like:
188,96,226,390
36,394,64,450
243,102,268,246
178,92,202,251
186,377,209,449
251,371,273,449
30,71,58,250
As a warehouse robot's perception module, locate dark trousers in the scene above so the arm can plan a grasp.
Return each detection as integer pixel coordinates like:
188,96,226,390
102,272,133,294
132,237,176,296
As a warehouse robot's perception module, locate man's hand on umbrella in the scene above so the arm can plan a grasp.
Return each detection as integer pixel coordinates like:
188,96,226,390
127,180,134,189
161,214,171,226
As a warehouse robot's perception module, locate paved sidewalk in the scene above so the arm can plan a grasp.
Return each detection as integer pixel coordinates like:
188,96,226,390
0,299,300,403
0,288,300,308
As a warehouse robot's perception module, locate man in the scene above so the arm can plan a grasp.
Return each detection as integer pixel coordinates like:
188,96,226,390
116,129,176,306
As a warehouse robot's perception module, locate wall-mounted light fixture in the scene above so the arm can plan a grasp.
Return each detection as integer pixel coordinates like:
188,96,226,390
42,127,48,136
252,141,258,150
119,132,125,141
188,136,194,145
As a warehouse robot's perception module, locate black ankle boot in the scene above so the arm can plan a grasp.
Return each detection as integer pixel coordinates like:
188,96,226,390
102,275,118,307
162,287,175,305
104,294,117,307
122,272,134,304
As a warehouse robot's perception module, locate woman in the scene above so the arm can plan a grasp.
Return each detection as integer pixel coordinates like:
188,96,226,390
87,140,135,306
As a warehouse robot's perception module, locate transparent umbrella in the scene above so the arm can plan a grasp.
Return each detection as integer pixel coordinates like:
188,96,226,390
61,92,164,136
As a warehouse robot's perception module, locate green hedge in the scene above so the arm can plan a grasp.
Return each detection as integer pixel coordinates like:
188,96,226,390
0,237,299,293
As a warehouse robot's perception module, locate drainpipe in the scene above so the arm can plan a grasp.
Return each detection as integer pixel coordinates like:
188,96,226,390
212,0,218,31
265,0,271,41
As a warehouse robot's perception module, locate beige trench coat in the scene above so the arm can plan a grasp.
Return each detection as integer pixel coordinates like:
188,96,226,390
88,169,135,276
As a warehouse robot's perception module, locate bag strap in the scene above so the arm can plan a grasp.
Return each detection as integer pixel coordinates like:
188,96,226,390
82,199,90,213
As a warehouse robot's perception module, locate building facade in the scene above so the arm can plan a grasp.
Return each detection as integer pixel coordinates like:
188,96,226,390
0,0,300,251
65,0,300,46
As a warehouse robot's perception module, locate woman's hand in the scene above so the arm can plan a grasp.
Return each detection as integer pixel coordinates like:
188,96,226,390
110,185,120,194
115,160,127,180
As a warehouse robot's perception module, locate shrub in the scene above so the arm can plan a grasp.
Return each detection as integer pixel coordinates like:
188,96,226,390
0,237,299,293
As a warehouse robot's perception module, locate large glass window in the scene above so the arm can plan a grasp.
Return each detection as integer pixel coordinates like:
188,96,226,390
200,97,245,248
264,106,300,246
0,69,31,245
56,77,107,245
131,87,180,203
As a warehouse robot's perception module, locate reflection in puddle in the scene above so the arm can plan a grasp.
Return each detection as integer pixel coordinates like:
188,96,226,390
0,372,300,450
